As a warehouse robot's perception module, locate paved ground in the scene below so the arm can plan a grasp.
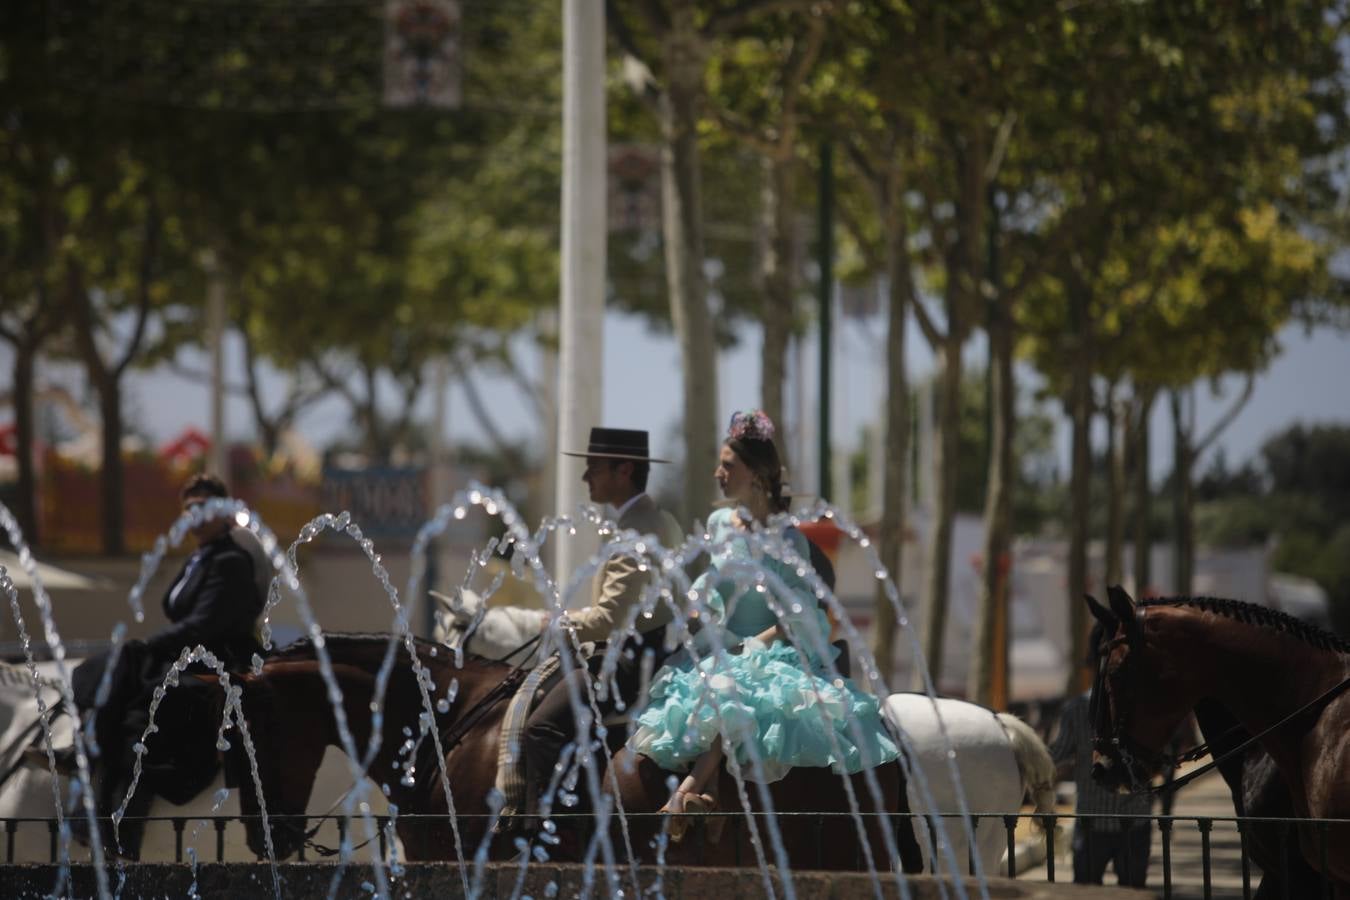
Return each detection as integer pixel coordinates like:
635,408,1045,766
5,863,1159,899
1016,762,1253,899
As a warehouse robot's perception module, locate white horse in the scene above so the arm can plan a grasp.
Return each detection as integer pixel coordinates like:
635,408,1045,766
883,692,1057,876
0,660,392,863
432,588,546,665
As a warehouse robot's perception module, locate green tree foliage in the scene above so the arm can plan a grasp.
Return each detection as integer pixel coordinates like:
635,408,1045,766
8,0,566,481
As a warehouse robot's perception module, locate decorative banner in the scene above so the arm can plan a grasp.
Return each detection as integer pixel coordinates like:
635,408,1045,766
608,144,662,234
383,0,462,109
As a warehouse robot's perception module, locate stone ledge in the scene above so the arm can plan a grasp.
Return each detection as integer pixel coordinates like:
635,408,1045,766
2,863,1158,899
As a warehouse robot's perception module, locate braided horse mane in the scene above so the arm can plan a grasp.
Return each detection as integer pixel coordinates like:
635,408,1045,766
267,631,506,672
1140,595,1350,655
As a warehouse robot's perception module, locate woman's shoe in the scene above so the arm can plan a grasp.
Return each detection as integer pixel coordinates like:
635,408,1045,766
662,789,717,844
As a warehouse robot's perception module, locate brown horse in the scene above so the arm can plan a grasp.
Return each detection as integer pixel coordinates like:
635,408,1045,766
1087,586,1350,895
226,634,924,872
226,634,505,861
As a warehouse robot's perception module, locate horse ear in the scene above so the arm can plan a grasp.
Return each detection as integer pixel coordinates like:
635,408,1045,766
1107,584,1136,609
429,589,458,611
1106,584,1136,624
1085,593,1117,630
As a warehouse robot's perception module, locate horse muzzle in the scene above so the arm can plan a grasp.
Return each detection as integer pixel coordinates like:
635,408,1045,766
1091,752,1132,793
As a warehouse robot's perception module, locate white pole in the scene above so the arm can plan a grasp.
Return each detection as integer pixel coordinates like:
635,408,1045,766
207,264,228,480
538,310,560,573
425,355,451,637
555,0,606,594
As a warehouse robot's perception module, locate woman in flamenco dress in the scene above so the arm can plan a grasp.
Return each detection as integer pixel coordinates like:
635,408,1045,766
627,410,899,839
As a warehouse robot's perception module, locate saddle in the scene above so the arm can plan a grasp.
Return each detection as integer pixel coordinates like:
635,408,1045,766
494,654,562,817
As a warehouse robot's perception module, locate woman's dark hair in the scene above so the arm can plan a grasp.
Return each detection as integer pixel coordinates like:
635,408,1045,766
727,435,789,513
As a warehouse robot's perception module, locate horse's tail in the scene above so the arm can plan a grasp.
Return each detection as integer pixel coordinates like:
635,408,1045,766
995,712,1057,815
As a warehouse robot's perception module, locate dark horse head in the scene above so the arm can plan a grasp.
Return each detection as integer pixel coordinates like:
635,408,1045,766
1084,586,1196,794
1087,587,1350,893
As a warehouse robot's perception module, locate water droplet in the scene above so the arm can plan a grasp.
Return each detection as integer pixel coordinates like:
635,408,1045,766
216,737,231,751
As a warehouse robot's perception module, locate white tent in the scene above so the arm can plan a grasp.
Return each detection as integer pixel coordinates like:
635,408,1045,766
0,551,106,592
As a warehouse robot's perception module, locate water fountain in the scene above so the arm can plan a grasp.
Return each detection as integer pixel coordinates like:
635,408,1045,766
0,488,1067,900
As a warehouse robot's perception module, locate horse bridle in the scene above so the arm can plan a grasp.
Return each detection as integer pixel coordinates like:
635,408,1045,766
1091,606,1350,797
1089,611,1168,791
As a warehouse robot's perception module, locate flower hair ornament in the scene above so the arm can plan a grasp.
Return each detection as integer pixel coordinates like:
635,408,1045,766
727,409,775,443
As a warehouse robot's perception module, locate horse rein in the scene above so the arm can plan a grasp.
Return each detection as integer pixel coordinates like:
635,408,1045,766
0,697,67,791
409,633,549,792
1154,670,1350,797
301,635,544,858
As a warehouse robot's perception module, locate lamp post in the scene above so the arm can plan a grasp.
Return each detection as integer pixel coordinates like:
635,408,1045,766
555,0,606,589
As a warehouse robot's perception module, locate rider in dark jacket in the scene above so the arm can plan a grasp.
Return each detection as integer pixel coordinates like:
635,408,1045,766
37,473,266,856
150,506,267,671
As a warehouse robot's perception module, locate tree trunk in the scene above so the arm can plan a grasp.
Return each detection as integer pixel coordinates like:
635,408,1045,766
1131,386,1155,597
1065,294,1093,694
917,130,983,692
969,292,1014,706
96,371,125,556
68,272,127,557
1105,381,1125,587
1170,387,1195,595
240,322,281,459
917,337,961,690
872,184,910,689
360,361,385,464
759,154,795,464
12,341,40,545
660,23,717,523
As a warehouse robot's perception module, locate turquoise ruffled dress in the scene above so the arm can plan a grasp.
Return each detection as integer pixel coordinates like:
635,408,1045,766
627,507,899,783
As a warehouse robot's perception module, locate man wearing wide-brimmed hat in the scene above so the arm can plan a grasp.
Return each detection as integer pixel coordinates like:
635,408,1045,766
521,427,683,824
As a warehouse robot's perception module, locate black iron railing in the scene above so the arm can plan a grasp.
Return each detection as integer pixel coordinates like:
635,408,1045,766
2,810,1344,900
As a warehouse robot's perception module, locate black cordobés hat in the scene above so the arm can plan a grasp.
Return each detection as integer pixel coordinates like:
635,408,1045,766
562,427,671,463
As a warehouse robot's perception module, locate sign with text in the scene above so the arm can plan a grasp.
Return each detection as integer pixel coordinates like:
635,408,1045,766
320,466,427,539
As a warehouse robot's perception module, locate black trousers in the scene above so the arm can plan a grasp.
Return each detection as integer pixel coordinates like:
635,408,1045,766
522,642,657,818
70,644,226,857
1072,821,1152,887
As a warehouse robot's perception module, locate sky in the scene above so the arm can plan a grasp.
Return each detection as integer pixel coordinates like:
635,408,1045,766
13,305,1348,498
